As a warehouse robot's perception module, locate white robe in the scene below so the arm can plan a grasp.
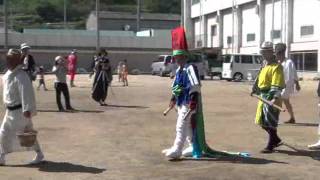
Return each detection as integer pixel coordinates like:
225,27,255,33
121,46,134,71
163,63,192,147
0,65,40,154
281,59,298,99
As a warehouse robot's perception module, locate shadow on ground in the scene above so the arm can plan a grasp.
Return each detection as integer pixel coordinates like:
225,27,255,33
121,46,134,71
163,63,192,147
8,161,106,174
37,109,104,113
171,156,287,165
275,143,320,161
280,122,318,127
106,104,149,109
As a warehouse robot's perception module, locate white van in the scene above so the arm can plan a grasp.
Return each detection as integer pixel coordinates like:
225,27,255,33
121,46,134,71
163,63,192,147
222,54,263,81
151,55,173,76
188,53,209,80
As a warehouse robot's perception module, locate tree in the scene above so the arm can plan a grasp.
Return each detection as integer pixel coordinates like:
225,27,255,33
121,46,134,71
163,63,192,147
143,0,180,14
36,1,62,22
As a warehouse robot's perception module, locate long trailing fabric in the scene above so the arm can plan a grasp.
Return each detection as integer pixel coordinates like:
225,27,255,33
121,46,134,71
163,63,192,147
190,96,250,158
91,55,112,102
0,65,41,154
172,64,249,158
92,69,109,102
255,63,285,128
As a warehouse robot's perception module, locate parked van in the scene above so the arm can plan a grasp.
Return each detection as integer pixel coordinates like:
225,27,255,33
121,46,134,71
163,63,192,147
188,53,209,80
189,48,222,80
151,55,173,76
222,54,263,81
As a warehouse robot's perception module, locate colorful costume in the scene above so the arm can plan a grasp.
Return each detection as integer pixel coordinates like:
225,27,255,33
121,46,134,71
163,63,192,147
255,63,285,128
67,52,77,87
163,27,249,159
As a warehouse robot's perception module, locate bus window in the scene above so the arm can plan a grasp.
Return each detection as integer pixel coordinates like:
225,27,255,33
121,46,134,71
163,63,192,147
254,56,263,64
165,56,171,64
222,55,231,63
241,55,253,64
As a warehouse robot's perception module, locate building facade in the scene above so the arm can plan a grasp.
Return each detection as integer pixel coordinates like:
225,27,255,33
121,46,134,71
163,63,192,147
185,0,320,72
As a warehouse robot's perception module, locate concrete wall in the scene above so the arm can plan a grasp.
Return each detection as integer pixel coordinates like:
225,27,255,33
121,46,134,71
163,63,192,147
293,0,319,43
0,32,171,50
0,49,171,73
0,30,173,73
206,15,219,48
241,4,259,47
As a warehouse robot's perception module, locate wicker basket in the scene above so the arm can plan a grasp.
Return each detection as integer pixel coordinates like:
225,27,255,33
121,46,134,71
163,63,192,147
17,130,37,147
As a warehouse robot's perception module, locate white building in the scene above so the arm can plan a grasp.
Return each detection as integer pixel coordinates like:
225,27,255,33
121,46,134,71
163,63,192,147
184,0,320,72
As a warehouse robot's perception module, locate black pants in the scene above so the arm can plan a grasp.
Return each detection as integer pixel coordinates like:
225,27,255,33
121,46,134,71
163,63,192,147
55,82,72,110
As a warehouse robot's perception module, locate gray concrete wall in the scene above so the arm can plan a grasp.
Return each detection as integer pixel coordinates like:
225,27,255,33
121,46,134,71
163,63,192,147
0,32,171,50
0,49,171,73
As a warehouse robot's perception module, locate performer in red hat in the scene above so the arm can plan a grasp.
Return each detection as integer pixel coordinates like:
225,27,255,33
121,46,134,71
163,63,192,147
162,27,249,159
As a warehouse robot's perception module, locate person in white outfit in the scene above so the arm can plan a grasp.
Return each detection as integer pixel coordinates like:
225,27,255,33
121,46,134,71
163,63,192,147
0,49,44,166
275,43,301,124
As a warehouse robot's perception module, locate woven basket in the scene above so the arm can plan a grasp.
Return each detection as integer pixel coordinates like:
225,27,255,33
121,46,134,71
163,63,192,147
17,130,37,147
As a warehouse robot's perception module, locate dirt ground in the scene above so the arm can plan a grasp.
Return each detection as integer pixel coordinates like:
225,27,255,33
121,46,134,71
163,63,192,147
0,74,320,180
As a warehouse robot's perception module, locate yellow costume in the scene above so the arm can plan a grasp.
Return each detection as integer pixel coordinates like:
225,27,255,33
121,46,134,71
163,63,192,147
255,63,285,127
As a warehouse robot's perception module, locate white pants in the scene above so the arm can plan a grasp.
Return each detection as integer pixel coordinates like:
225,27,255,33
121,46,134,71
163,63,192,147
0,109,41,154
171,105,193,153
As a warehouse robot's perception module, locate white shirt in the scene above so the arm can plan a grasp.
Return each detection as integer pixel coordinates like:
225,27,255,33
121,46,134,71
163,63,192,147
2,65,36,114
281,59,298,97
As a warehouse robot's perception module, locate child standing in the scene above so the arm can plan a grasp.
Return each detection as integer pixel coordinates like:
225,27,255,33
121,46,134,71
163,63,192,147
36,66,48,91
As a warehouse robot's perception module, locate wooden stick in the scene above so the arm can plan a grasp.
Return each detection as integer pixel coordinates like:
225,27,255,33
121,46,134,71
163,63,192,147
163,106,174,116
252,94,286,112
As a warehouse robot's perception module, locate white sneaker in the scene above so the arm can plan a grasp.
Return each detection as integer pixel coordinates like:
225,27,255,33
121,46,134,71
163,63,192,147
165,149,181,159
308,141,320,150
182,146,193,157
161,148,171,154
0,154,5,166
29,152,44,165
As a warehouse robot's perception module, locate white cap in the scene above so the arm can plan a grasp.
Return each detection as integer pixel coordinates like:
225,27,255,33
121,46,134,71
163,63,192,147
20,43,31,50
55,56,64,62
260,41,273,51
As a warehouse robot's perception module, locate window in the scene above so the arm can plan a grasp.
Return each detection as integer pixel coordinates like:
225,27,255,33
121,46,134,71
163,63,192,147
247,33,256,42
271,30,281,39
227,36,233,44
241,55,253,64
305,53,317,71
222,55,231,63
301,25,314,36
192,0,200,4
234,55,240,63
290,52,317,71
165,56,171,64
211,25,217,37
254,56,263,64
154,56,164,62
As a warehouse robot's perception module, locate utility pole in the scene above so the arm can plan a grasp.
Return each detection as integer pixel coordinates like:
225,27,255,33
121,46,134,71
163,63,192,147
96,0,100,51
271,0,275,43
64,0,67,29
4,0,8,49
136,0,141,32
